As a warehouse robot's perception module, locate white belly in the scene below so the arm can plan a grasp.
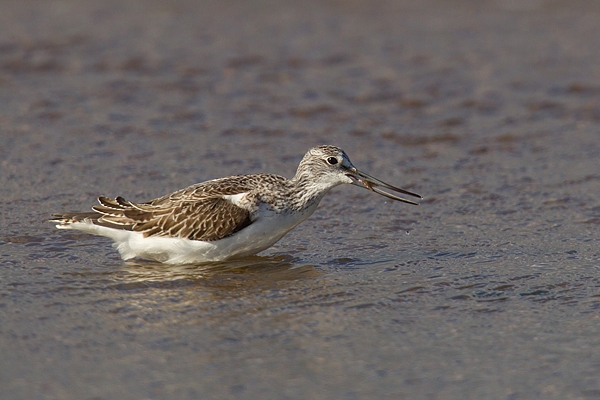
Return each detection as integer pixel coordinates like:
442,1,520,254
56,205,317,264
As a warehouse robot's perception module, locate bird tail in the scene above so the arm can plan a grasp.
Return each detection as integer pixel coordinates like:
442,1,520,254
50,211,101,225
50,196,139,231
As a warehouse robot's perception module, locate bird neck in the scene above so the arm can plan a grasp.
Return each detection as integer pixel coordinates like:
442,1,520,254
286,174,332,212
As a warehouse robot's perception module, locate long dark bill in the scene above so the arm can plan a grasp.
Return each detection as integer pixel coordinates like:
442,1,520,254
349,169,422,205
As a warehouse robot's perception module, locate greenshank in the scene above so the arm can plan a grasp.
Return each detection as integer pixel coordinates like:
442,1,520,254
51,145,421,264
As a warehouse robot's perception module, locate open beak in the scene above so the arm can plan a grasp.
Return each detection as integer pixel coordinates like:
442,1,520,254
346,168,422,205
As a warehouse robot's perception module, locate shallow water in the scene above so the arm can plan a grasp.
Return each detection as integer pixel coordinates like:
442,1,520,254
1,0,600,399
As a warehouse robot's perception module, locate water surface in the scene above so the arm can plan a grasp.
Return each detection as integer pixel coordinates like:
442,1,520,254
1,1,600,399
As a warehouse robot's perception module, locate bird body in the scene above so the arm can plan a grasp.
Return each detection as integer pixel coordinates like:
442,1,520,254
51,145,421,264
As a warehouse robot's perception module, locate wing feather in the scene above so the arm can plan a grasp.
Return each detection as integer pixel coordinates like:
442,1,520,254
53,174,289,241
92,195,252,241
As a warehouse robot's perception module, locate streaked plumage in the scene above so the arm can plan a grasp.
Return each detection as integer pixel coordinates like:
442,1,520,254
51,145,422,264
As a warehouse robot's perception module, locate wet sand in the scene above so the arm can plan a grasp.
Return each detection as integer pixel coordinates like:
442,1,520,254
1,0,600,399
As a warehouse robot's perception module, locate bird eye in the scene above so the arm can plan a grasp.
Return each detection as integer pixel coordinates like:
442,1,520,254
326,157,338,165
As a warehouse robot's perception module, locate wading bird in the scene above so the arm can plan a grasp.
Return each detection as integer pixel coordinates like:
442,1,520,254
51,145,421,264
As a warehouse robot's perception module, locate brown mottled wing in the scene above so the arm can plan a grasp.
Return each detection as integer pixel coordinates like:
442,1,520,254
92,195,252,241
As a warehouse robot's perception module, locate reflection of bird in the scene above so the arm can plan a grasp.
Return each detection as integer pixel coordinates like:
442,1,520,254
118,256,319,285
51,145,421,264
